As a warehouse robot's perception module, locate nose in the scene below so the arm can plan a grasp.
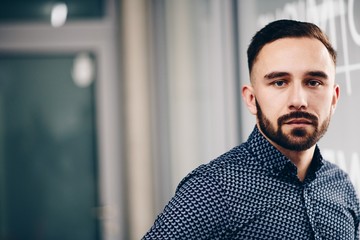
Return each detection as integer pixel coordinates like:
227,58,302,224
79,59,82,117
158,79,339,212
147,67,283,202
288,83,308,111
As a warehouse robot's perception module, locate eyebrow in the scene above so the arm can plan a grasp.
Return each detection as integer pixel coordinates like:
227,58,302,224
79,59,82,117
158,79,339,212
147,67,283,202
263,71,329,80
264,71,290,80
305,71,328,79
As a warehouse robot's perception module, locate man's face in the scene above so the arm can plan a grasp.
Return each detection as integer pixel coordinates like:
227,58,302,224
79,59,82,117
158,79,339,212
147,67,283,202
244,37,339,151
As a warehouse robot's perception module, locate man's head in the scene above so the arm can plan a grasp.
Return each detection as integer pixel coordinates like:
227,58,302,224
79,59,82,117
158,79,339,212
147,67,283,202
242,19,340,152
247,19,337,76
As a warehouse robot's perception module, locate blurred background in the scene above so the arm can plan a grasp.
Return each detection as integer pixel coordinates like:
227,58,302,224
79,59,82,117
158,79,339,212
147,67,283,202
0,0,359,239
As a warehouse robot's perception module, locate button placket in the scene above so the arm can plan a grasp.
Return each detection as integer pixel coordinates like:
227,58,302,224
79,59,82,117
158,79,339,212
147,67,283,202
303,184,322,239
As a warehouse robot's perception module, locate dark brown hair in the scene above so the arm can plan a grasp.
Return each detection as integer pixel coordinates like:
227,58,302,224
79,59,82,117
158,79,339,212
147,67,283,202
247,19,337,74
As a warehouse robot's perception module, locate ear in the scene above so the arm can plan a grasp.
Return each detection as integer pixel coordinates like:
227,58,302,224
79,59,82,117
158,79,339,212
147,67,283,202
242,84,257,115
330,84,340,114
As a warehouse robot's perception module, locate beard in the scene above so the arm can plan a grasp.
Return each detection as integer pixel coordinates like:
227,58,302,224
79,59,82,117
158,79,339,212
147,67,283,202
256,100,331,151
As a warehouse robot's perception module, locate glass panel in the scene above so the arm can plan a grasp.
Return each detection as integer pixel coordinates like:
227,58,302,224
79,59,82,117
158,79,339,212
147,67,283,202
0,53,100,240
0,0,104,23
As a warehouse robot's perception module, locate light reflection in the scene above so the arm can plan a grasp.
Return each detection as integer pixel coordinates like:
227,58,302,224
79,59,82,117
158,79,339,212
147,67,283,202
51,3,68,27
72,53,95,88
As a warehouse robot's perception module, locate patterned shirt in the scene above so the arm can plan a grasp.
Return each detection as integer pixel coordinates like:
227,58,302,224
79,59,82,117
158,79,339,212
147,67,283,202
143,126,360,239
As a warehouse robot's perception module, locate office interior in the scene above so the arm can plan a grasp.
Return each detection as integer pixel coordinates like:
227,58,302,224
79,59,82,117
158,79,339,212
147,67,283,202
1,0,359,239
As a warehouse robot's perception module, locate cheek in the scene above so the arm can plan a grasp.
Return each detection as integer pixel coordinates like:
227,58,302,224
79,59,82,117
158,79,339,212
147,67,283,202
255,87,298,125
310,94,334,118
318,105,333,121
257,100,282,123
308,107,332,128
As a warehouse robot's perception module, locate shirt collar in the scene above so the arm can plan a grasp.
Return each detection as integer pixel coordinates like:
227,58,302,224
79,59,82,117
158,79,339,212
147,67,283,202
245,126,324,181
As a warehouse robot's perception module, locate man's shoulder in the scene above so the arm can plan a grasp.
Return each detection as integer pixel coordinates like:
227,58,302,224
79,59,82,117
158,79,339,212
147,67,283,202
320,159,350,179
317,159,358,197
210,143,254,167
190,143,253,173
177,143,257,191
317,158,360,213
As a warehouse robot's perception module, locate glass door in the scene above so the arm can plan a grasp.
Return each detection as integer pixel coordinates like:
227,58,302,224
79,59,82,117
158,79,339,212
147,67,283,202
0,53,100,240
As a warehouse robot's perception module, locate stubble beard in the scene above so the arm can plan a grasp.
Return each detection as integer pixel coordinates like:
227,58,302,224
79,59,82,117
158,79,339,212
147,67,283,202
255,100,331,151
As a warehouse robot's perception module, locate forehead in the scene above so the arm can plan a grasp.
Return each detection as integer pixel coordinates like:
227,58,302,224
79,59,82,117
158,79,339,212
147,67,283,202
251,37,335,81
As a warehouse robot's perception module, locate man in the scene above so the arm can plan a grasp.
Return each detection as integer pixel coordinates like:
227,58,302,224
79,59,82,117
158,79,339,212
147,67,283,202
143,19,360,239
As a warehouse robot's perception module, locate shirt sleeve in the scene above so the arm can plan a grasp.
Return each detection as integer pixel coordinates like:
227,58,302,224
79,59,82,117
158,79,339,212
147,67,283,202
142,169,230,239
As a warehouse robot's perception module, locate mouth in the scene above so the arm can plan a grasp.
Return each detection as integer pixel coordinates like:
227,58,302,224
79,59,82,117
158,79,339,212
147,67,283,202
285,118,313,126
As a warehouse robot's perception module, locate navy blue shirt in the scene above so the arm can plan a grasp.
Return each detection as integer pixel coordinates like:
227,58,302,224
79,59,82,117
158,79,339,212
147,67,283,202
144,126,360,239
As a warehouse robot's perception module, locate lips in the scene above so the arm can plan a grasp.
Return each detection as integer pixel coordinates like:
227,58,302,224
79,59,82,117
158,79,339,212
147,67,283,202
285,118,313,125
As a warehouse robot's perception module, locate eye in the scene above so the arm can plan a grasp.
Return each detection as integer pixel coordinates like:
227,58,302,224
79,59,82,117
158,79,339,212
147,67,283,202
272,80,287,87
306,80,322,87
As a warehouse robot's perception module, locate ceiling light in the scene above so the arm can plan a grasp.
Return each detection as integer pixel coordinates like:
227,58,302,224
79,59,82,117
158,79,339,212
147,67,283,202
51,3,68,28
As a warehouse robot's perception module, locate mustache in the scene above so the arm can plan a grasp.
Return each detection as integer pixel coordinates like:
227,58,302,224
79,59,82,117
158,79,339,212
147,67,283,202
278,111,318,126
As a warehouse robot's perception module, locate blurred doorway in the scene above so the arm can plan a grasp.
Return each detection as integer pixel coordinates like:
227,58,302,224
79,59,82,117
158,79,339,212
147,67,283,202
0,0,124,239
0,53,100,240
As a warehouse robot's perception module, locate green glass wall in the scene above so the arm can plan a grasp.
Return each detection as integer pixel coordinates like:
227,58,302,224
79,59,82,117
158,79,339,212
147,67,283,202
0,54,100,240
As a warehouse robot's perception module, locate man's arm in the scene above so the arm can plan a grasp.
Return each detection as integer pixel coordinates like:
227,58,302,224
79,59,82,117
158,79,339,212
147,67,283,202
143,170,229,239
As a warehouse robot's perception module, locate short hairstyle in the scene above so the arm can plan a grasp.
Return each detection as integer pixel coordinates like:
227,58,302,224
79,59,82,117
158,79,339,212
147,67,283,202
247,19,337,74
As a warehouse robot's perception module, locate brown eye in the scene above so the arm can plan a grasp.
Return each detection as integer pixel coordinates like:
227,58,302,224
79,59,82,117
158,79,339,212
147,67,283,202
307,80,321,87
